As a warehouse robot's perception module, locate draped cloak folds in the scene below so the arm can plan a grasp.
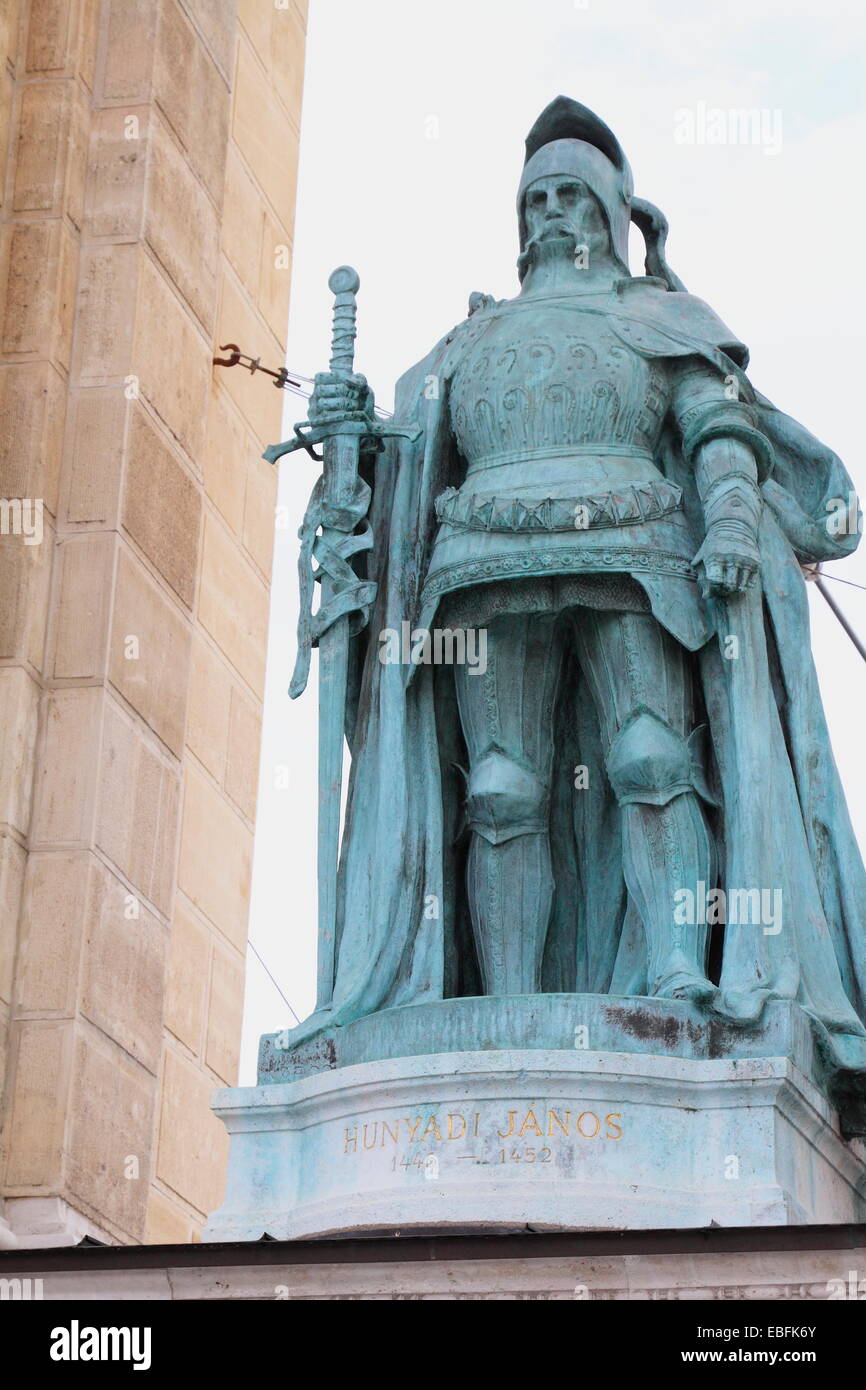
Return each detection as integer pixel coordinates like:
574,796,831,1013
288,278,866,1123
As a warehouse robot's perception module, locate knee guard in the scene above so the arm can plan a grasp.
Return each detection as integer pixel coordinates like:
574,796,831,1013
466,747,549,845
605,706,714,808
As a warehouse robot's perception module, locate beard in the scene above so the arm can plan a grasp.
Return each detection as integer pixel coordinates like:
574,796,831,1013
517,226,579,279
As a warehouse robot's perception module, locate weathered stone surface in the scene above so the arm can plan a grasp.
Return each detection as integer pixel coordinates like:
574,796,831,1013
67,1027,155,1239
80,859,167,1075
109,544,192,756
203,385,252,535
0,666,40,837
0,360,66,515
31,687,102,846
157,1045,229,1216
14,852,89,1014
219,146,262,300
225,687,260,821
3,1020,71,1188
60,387,127,526
0,833,26,1006
198,510,268,692
177,760,252,950
145,1186,193,1245
145,111,219,333
133,253,211,465
100,0,157,104
123,405,201,608
95,699,180,915
154,0,229,205
50,531,114,679
185,631,231,782
164,896,209,1054
205,937,244,1085
85,105,148,240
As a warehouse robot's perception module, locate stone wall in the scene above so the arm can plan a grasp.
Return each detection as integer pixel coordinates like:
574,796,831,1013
0,0,306,1248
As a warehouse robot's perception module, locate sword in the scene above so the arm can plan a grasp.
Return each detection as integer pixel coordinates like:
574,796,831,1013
266,267,419,1014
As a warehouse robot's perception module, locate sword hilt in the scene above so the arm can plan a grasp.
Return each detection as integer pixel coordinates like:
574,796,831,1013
328,265,359,376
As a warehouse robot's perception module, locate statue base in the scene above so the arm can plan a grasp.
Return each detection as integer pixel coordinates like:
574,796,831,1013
205,997,866,1241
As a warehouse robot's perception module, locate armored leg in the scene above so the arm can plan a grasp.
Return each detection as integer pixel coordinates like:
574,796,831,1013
454,613,564,995
573,610,716,1002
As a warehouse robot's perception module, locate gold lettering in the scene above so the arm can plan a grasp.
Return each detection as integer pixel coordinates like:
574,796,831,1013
362,1123,378,1150
547,1109,570,1137
380,1120,400,1146
518,1108,543,1138
497,1111,517,1138
421,1115,443,1142
577,1110,600,1138
447,1113,466,1140
406,1117,422,1142
344,1126,358,1154
605,1112,623,1140
472,1112,480,1137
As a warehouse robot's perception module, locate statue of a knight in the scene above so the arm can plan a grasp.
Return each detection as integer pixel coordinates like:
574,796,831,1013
289,97,866,1108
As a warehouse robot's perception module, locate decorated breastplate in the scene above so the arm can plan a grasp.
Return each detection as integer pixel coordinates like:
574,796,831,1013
449,300,669,474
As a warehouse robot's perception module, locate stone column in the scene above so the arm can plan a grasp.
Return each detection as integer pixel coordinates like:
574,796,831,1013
0,0,306,1247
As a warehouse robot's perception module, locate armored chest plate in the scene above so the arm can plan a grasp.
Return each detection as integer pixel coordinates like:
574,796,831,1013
449,299,669,475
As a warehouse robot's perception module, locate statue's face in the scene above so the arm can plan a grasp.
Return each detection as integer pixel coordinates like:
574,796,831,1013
523,174,609,254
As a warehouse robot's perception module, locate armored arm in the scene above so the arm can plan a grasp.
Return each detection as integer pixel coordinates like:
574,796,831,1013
671,360,773,597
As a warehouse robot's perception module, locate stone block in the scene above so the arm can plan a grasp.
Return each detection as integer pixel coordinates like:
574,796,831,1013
257,207,291,345
236,0,270,68
185,630,231,781
157,1044,229,1216
50,531,114,679
14,851,88,1014
85,105,148,239
31,686,102,846
271,2,305,129
242,454,277,578
0,360,66,516
180,0,236,83
146,111,219,333
203,385,253,536
73,241,139,381
77,0,99,91
101,0,158,103
0,666,40,836
164,895,209,1053
219,145,262,299
67,1026,156,1240
232,38,298,230
13,81,68,213
1,219,78,368
177,760,252,951
95,698,180,915
225,687,260,822
60,387,128,526
80,857,167,1074
205,937,244,1084
25,0,71,74
3,1019,72,1188
154,0,229,204
0,505,53,667
133,253,211,465
0,831,26,1006
109,544,192,757
122,404,201,609
145,1187,193,1244
198,510,269,692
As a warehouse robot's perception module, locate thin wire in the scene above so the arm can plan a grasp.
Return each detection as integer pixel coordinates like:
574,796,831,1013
815,577,866,664
812,570,866,595
248,939,301,1025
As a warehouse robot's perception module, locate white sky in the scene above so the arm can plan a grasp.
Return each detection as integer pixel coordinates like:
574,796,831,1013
240,0,866,1081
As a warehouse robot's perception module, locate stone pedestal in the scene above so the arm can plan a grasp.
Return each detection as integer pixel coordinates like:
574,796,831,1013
205,998,866,1242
